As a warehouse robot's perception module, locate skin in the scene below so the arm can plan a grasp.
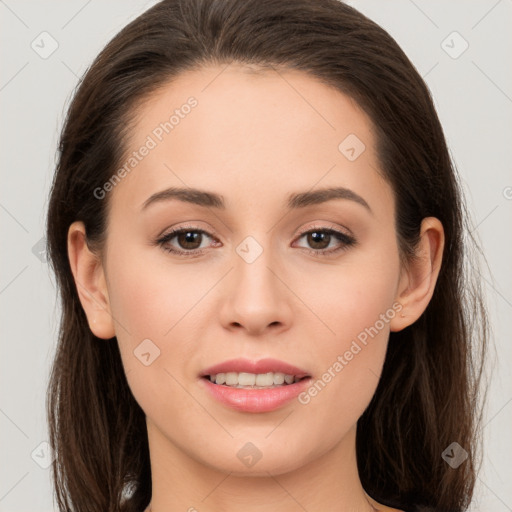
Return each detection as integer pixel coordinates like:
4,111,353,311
68,63,444,512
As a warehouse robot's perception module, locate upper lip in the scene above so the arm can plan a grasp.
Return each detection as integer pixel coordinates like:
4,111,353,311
200,358,310,378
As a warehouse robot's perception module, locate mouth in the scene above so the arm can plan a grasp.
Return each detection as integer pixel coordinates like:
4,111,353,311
199,358,312,411
202,372,311,389
199,357,311,389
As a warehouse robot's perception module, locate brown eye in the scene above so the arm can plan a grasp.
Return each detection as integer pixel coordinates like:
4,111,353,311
306,231,332,250
176,231,203,250
157,227,218,257
295,227,356,256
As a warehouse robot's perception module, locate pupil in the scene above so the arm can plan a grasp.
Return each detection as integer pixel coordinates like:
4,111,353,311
179,231,200,249
309,231,329,249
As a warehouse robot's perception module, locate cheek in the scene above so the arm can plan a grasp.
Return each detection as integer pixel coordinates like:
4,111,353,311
292,243,400,422
105,258,204,423
296,240,400,348
104,244,203,389
106,242,204,345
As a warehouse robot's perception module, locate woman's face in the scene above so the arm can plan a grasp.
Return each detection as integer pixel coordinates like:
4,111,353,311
94,64,407,476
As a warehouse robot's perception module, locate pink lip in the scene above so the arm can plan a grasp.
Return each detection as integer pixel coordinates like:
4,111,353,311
200,358,310,379
199,358,311,413
199,377,311,413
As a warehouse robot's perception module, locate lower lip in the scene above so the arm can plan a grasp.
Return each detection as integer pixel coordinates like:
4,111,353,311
200,377,312,413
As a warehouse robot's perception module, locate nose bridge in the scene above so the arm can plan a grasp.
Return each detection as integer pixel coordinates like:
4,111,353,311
221,231,291,334
233,232,279,300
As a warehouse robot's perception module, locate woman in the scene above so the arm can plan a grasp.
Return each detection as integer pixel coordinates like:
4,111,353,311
45,0,488,511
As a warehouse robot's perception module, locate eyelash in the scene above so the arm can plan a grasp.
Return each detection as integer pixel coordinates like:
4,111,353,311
155,224,357,258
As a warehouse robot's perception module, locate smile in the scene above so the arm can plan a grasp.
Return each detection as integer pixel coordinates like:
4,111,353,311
206,371,307,388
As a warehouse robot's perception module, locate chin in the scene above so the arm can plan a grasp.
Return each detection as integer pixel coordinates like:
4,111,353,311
205,454,309,477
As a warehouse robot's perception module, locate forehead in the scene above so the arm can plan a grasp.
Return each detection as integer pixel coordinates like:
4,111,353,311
108,63,390,217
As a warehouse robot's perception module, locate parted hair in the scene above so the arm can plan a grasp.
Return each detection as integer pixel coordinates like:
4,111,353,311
45,1,489,511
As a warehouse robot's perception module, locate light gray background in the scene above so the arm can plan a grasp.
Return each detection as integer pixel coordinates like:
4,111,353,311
1,0,511,510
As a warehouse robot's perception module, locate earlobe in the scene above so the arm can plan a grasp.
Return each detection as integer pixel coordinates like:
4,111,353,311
67,221,116,339
390,217,445,332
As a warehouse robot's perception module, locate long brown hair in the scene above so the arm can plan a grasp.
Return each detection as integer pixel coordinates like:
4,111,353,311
45,1,489,511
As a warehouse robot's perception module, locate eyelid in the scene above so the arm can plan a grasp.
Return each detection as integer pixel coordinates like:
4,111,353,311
296,221,353,238
156,221,218,239
292,223,357,255
154,223,221,259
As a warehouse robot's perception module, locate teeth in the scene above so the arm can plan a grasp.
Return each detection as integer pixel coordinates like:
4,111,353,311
238,372,256,386
256,372,274,386
273,372,285,385
226,372,238,386
208,371,304,388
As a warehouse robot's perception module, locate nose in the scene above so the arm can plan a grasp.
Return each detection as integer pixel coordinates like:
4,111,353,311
218,240,293,336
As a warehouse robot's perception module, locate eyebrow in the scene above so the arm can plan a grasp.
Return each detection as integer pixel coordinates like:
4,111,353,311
141,186,372,214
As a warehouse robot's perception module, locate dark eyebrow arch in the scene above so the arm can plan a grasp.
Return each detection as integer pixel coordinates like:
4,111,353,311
142,187,225,211
141,186,372,214
287,186,372,214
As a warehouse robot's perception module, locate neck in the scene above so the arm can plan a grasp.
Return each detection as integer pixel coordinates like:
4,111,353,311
145,420,377,512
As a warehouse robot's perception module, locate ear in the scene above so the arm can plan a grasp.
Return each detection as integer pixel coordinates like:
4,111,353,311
67,221,116,339
390,217,445,332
